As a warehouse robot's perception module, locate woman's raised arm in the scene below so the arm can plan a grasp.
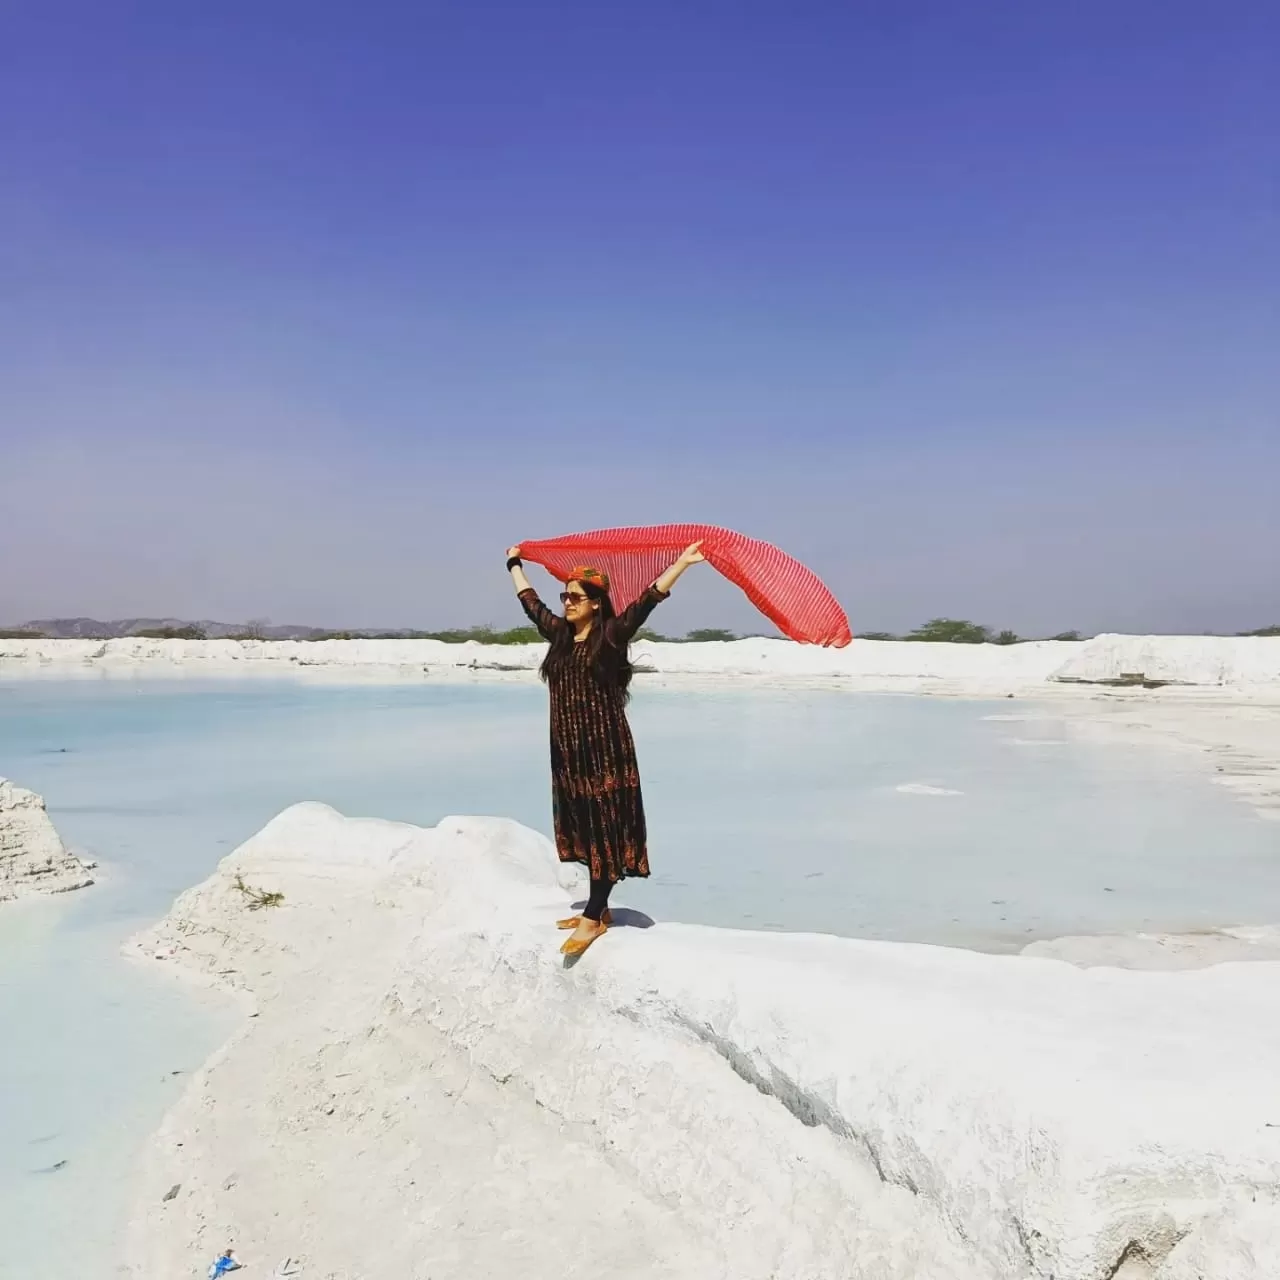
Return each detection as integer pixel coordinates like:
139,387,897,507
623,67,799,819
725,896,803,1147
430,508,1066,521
507,546,563,642
654,540,705,595
611,542,706,642
507,545,534,595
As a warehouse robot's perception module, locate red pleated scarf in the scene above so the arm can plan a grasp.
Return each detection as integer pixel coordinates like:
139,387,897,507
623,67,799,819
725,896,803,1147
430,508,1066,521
519,524,852,648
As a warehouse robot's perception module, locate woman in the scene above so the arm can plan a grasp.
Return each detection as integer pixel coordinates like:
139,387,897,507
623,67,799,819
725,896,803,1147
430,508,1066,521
506,541,705,956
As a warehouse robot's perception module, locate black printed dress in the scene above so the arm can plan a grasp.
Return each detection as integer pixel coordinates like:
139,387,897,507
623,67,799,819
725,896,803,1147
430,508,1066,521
518,585,668,883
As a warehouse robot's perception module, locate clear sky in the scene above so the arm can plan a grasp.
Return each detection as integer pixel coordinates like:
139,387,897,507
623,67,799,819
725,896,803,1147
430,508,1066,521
3,1,1277,636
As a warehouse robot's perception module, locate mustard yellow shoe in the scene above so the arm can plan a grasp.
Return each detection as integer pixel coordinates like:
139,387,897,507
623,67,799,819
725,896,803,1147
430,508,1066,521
560,923,607,957
556,908,612,930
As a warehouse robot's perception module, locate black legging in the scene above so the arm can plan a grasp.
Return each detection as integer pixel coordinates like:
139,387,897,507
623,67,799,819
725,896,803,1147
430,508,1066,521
583,877,614,922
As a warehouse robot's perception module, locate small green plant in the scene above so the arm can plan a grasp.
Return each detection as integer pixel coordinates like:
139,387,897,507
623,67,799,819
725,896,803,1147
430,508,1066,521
233,873,285,910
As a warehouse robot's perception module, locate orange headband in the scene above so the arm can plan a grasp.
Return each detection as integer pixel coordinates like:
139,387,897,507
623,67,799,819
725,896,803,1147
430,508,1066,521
567,565,610,593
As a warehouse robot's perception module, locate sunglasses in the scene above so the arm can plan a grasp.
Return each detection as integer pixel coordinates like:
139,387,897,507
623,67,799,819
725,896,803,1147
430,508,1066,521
560,592,593,606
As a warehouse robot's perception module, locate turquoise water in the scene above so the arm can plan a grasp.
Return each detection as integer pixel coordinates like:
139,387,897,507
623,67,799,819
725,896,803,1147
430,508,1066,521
2,676,1279,1277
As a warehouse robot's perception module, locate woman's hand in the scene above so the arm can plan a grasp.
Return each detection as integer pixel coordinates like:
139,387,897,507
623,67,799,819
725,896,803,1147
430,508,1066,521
507,545,522,560
679,540,705,565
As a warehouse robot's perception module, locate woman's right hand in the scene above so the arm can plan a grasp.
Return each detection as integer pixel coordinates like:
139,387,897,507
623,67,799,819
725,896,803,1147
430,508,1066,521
506,545,522,560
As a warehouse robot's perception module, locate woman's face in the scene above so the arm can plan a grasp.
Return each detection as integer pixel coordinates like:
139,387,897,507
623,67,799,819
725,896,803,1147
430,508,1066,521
561,582,596,625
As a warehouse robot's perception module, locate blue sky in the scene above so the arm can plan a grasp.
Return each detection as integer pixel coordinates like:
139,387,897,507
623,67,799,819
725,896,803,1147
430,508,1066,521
3,1,1277,635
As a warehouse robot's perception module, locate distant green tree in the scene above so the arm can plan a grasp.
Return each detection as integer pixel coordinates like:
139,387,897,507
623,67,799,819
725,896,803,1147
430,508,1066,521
1240,625,1280,637
417,628,473,643
683,628,738,643
136,625,207,640
905,618,991,644
424,626,494,643
0,628,47,639
993,630,1020,645
857,631,897,641
248,617,270,639
227,618,271,641
1048,630,1083,642
490,626,542,645
411,624,543,645
298,623,737,645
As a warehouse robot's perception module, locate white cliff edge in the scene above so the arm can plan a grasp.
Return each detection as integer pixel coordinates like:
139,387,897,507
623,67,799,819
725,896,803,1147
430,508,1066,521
126,804,1280,1279
0,778,94,903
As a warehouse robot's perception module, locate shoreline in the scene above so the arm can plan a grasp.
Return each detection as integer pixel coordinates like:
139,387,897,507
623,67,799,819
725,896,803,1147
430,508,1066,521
7,633,1279,832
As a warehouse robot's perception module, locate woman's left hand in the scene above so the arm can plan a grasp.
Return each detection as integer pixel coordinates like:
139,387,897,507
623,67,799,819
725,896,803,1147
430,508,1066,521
679,540,706,565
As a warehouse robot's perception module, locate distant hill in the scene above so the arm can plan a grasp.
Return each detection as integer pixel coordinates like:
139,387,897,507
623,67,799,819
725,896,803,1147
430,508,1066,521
11,618,329,641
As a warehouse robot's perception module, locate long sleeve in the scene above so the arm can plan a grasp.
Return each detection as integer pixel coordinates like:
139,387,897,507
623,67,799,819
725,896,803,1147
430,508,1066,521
517,588,564,642
608,584,669,644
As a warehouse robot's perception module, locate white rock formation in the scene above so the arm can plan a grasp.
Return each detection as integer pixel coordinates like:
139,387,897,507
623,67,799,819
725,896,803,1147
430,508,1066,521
127,804,1280,1279
0,778,94,902
1051,634,1280,690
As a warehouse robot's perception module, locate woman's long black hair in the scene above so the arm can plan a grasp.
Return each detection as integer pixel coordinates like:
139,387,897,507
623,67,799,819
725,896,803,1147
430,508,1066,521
539,579,635,700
